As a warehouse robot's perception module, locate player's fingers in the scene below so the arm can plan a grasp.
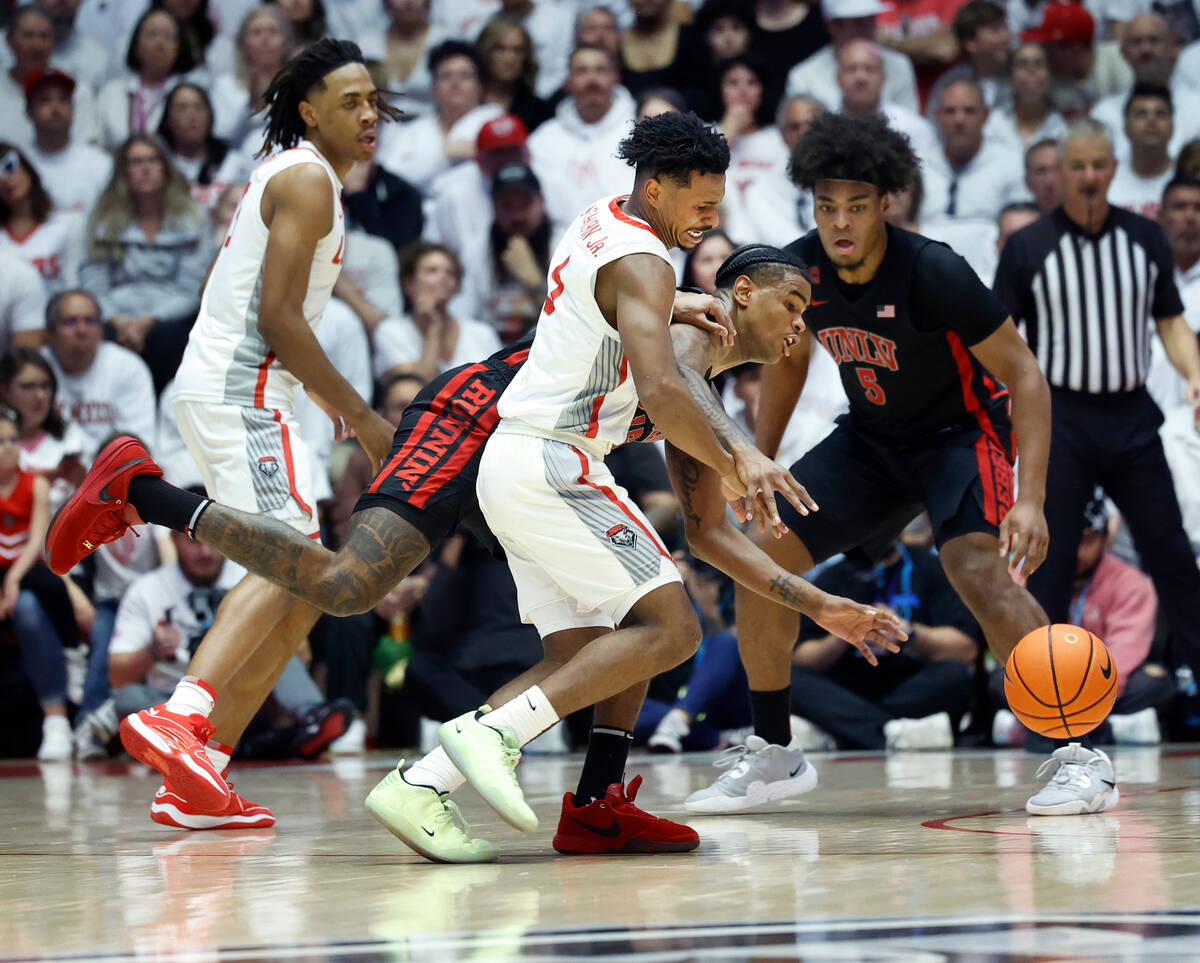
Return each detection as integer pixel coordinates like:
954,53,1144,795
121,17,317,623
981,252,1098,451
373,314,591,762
706,298,736,345
854,640,879,667
790,477,819,513
1006,530,1030,574
1024,532,1049,574
773,476,809,517
727,496,750,524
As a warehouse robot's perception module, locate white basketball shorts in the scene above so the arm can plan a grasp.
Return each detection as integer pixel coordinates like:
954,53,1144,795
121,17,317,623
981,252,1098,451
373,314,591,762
476,427,681,636
173,399,319,536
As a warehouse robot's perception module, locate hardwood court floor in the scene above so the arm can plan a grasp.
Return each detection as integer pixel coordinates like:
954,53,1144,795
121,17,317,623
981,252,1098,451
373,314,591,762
2,747,1199,961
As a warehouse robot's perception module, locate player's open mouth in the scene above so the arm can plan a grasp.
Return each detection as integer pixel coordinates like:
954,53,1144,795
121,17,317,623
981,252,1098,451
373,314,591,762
685,229,706,241
359,131,377,150
782,335,798,355
834,239,853,252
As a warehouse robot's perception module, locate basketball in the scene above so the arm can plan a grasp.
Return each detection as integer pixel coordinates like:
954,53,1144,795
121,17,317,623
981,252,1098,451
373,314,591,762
1003,624,1119,739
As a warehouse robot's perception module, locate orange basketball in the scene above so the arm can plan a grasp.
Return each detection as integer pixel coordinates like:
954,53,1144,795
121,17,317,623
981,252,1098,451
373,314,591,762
1003,624,1119,739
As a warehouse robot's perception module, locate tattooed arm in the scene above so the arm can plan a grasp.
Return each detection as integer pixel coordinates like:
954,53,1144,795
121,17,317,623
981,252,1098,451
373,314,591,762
664,442,907,659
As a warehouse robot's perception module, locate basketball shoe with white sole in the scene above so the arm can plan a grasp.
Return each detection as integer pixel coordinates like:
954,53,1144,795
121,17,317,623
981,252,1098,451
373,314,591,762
120,706,231,810
151,776,275,830
365,763,500,863
1026,743,1119,815
684,735,818,813
438,708,537,831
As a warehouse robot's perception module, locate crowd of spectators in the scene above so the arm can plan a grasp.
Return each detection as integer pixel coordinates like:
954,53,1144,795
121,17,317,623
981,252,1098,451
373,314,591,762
1,0,1199,761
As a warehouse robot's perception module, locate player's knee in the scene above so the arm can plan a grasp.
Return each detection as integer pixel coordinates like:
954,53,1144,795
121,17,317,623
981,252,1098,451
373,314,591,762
656,612,703,667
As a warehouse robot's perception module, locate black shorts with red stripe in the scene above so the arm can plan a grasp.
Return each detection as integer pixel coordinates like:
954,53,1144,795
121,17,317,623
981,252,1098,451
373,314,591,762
354,345,529,554
775,400,1014,565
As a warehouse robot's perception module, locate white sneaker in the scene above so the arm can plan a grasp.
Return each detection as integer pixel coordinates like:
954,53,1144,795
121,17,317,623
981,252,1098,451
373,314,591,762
1026,743,1119,816
74,699,118,762
1108,707,1160,745
884,712,954,751
65,646,88,705
991,708,1024,747
684,735,818,813
329,717,367,755
38,715,73,761
648,708,690,753
789,715,836,752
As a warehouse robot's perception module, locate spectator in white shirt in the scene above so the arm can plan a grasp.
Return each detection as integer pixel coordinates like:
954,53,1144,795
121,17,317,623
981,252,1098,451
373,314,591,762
0,143,85,296
528,43,637,243
373,242,501,382
716,56,790,230
888,170,1001,285
927,77,1027,222
39,0,111,94
984,43,1067,151
79,134,213,393
0,257,47,358
1147,175,1200,413
722,93,821,246
156,81,231,212
1090,13,1200,164
41,289,157,457
785,0,918,114
209,6,292,152
942,0,1012,109
0,8,98,150
376,39,502,194
95,7,199,151
22,68,112,217
1025,136,1063,211
1109,83,1175,220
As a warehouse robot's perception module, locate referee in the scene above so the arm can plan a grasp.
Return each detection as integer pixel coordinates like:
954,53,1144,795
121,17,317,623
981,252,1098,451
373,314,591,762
994,117,1200,677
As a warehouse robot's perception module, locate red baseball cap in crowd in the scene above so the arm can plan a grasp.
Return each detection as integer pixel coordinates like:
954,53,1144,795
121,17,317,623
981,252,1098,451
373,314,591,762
1021,1,1095,45
23,67,76,101
477,114,529,153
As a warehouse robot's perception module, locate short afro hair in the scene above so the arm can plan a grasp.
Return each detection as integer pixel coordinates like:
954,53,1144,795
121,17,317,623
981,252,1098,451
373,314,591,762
716,244,808,290
789,112,920,195
617,111,730,186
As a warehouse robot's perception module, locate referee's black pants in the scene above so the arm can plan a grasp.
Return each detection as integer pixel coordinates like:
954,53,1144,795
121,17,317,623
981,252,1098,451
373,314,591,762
1027,387,1200,674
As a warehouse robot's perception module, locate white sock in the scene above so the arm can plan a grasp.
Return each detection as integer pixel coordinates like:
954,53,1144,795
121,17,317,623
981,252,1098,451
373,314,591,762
204,741,231,775
165,676,216,718
480,686,560,747
404,747,466,793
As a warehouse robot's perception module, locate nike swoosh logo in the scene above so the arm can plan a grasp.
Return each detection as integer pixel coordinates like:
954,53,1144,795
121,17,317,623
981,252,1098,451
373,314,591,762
811,299,829,306
455,722,463,734
790,762,806,777
526,694,537,711
570,816,622,837
1099,653,1113,680
1102,779,1116,789
97,456,148,502
422,826,436,837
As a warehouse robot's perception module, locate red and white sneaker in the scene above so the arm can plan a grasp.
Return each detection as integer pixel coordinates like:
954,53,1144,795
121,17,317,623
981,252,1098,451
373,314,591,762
151,776,276,830
120,706,231,810
552,775,700,854
45,435,162,575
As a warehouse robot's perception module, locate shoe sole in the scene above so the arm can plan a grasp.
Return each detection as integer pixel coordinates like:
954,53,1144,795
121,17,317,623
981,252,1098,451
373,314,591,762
552,835,700,854
45,436,155,575
1026,786,1120,816
296,711,350,759
120,715,231,811
439,722,538,832
364,791,500,864
150,800,276,830
684,763,820,814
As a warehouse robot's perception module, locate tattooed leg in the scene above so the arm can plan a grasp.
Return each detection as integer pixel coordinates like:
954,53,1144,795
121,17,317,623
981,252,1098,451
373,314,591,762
193,506,430,617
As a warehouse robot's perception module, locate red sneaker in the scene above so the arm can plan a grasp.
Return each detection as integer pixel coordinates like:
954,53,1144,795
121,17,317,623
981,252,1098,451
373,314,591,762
45,436,162,575
120,706,231,811
151,776,276,830
552,775,700,854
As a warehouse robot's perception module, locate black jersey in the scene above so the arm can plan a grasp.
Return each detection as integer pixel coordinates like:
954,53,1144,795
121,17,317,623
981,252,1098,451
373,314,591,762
786,225,1012,440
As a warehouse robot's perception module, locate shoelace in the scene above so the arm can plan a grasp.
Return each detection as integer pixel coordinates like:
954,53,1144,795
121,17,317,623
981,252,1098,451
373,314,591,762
1034,754,1105,791
712,743,754,780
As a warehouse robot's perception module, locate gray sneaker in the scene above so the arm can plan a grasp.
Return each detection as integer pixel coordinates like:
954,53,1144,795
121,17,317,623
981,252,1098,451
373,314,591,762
684,735,818,813
1026,743,1119,815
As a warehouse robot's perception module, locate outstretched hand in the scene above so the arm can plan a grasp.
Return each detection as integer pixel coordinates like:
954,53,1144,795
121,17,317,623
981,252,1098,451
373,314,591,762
814,596,908,667
728,444,818,538
998,497,1049,576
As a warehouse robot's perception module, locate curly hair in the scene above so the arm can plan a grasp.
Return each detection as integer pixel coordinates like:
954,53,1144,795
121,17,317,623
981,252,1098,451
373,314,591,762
716,243,808,291
617,111,730,186
789,112,920,194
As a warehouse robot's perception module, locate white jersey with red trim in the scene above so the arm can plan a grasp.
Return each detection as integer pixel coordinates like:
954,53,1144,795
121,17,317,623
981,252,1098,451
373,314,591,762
497,194,673,451
173,140,344,411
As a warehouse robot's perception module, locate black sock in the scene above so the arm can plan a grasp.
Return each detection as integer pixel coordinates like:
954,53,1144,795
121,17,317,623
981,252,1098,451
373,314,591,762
128,476,210,535
572,726,632,806
750,686,792,746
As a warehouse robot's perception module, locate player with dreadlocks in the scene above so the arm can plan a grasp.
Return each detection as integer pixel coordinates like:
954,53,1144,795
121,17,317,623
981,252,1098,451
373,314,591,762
683,111,1061,815
51,39,402,829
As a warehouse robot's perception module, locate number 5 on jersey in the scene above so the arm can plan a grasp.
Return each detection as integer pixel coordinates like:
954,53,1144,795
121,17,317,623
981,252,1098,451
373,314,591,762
856,366,886,405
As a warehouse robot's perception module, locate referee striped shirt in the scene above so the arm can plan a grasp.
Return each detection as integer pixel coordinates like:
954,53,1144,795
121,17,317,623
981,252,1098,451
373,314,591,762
993,207,1184,393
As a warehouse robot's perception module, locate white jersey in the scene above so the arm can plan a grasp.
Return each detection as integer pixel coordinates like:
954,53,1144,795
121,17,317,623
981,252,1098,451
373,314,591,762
173,140,344,411
497,194,672,451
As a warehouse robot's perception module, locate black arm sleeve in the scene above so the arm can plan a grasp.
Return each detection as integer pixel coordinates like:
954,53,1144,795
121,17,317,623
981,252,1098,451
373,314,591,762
991,231,1027,324
911,242,1011,345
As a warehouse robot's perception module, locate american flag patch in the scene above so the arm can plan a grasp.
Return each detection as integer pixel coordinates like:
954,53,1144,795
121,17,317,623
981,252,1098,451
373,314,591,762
877,304,895,318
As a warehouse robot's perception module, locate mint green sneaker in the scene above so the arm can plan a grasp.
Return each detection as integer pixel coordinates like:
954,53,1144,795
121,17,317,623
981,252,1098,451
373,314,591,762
365,762,500,863
439,709,537,832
